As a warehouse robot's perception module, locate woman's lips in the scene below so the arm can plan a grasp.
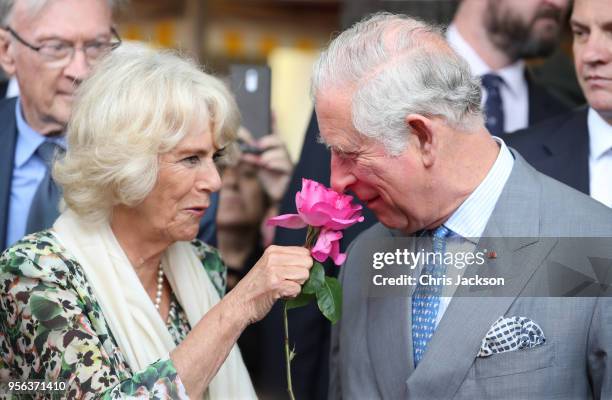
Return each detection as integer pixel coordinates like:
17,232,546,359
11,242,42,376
185,207,206,217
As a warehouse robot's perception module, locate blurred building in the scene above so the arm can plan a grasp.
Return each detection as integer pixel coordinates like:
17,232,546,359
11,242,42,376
115,0,341,161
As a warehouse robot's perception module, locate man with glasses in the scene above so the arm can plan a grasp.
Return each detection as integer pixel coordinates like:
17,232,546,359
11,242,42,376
0,0,121,251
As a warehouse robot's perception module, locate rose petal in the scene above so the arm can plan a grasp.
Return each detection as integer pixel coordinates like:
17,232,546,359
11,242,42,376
329,239,346,266
311,229,343,263
301,179,328,205
325,215,365,230
298,209,332,227
266,214,307,229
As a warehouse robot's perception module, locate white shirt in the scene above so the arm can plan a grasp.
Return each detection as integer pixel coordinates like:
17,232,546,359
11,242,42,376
446,24,529,133
6,77,19,98
588,108,612,208
433,137,514,327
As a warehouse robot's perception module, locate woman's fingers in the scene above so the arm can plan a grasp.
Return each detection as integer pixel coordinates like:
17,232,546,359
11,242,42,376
278,265,311,285
231,245,315,323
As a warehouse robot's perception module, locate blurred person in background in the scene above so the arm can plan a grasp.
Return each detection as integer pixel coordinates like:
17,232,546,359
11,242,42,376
0,43,313,399
216,127,293,390
507,0,612,208
217,127,293,290
0,0,119,252
450,0,570,135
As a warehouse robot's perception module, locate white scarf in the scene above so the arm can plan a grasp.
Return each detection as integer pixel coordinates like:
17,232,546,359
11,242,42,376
53,209,257,399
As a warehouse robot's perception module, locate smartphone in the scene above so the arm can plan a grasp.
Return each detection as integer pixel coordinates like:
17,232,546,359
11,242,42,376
229,64,272,139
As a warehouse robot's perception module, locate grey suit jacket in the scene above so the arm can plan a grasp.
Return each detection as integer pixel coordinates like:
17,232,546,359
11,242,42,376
329,153,612,400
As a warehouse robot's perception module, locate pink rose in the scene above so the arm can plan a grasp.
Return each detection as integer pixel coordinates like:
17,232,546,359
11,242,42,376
268,179,364,230
311,228,346,266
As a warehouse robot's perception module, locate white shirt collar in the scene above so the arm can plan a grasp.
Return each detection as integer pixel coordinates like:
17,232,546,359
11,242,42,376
444,137,514,241
446,24,525,98
588,108,612,161
6,76,19,98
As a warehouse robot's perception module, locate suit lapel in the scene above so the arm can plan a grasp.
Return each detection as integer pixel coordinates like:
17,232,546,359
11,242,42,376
404,155,557,399
540,108,590,194
0,98,18,250
525,70,569,124
367,232,418,399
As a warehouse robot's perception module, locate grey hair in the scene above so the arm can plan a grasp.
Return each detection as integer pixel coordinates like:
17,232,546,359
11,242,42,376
312,12,483,155
0,0,122,26
54,42,240,222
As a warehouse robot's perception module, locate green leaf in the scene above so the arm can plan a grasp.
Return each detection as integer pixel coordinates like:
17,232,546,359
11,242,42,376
286,292,315,310
289,348,296,361
29,295,62,322
302,261,325,294
315,276,343,324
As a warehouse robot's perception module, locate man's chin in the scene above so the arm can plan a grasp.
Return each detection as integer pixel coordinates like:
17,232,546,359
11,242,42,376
375,210,407,231
49,107,72,131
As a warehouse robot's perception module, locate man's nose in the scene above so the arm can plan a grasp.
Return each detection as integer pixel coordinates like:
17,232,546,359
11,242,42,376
63,48,91,83
582,31,612,64
330,153,356,193
543,0,568,10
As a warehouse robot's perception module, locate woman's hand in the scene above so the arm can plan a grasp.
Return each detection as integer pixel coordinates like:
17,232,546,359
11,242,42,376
226,245,313,324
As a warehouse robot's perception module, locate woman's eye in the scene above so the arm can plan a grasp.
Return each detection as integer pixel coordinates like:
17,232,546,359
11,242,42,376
182,155,201,166
213,149,226,162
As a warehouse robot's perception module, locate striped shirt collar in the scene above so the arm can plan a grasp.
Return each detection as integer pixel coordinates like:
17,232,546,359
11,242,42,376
443,137,514,242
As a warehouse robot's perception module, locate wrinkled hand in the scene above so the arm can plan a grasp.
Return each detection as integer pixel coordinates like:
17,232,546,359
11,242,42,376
229,245,313,324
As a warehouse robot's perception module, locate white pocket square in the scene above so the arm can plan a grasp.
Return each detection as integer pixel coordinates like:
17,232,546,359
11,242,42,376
478,316,546,357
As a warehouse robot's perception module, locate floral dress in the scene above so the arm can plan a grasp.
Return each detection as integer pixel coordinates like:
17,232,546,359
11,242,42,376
0,231,226,399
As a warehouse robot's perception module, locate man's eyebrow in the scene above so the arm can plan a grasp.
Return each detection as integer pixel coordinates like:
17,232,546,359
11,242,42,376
569,20,588,30
35,31,112,42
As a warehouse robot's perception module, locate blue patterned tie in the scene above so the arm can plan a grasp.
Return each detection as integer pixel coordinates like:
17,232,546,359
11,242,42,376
412,225,451,366
481,73,505,136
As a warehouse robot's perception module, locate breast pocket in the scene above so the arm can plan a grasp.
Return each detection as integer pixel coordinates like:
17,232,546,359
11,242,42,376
469,343,555,379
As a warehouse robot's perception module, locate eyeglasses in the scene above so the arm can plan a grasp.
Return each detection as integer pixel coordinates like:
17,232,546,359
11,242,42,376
3,26,122,68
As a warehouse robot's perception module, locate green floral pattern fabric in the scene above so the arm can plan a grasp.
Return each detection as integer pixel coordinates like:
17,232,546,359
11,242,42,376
0,230,226,399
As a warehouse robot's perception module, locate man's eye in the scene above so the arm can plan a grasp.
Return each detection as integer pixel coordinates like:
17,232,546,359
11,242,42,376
572,29,587,39
87,41,106,50
336,151,357,160
42,41,70,52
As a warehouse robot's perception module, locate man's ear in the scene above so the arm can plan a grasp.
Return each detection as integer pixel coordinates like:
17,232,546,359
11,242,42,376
405,114,436,167
0,29,17,76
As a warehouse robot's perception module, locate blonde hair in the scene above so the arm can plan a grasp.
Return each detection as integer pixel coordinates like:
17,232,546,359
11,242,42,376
54,42,240,222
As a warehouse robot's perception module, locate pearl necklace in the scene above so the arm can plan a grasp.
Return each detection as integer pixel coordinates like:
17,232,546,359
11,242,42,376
154,263,164,311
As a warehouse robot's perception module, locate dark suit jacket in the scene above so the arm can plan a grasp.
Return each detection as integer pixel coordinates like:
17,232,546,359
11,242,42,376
526,71,571,126
0,80,9,98
506,108,589,195
0,97,18,252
